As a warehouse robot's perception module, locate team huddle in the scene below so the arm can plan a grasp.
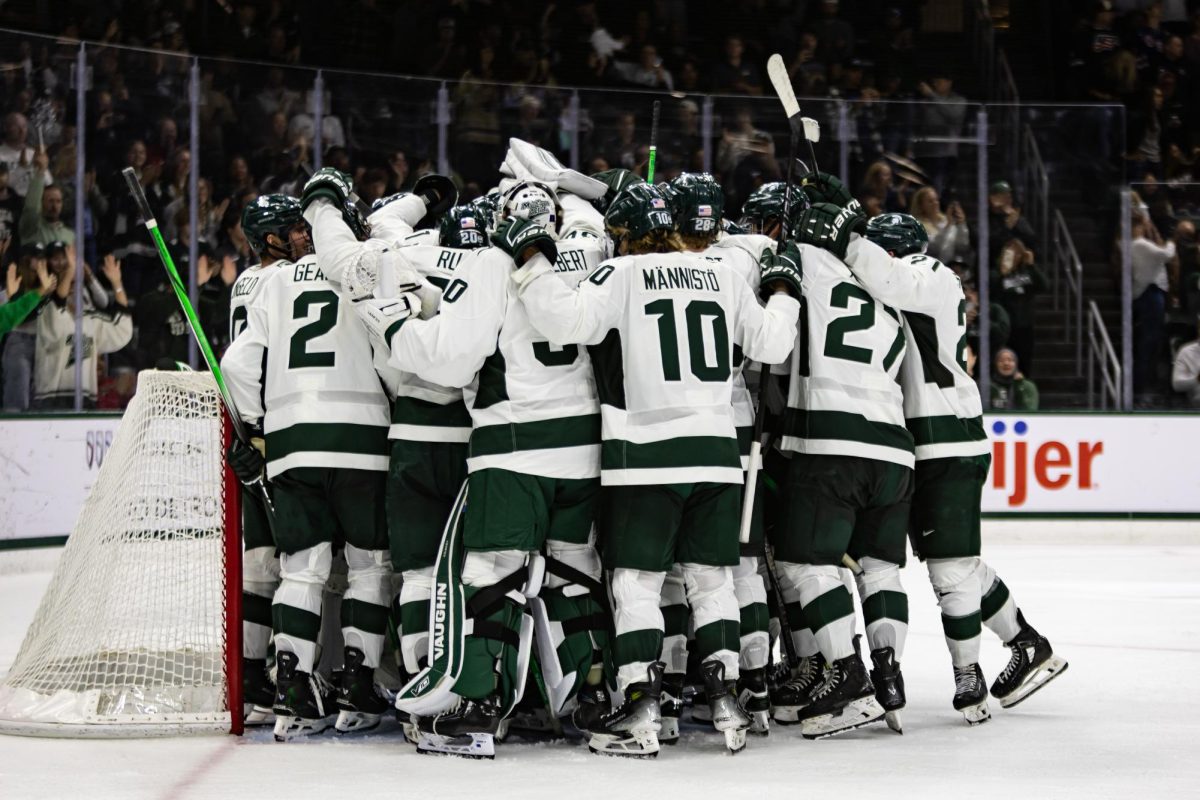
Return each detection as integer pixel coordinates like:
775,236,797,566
217,138,1067,759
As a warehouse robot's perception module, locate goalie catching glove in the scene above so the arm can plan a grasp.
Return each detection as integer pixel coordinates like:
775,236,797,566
226,436,266,486
490,217,557,266
800,173,862,214
758,241,803,300
794,202,867,260
356,293,422,347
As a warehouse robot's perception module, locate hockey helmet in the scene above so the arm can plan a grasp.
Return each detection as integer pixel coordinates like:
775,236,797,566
241,194,307,260
590,168,644,213
604,181,675,242
668,172,725,238
739,181,809,238
500,180,561,235
865,213,929,257
438,204,489,250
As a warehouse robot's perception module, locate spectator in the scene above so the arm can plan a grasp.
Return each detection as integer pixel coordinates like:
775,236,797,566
422,16,466,80
384,150,410,195
1126,84,1166,178
288,89,345,151
859,160,910,213
0,255,55,339
611,44,674,91
991,348,1040,410
710,36,763,95
600,111,639,171
20,148,74,247
1130,211,1175,396
915,71,966,193
992,237,1046,375
809,0,855,67
0,163,23,245
911,186,972,264
0,112,47,197
453,47,503,188
2,244,48,410
1174,219,1200,315
1073,0,1121,101
33,253,131,409
987,180,1037,260
1170,315,1200,406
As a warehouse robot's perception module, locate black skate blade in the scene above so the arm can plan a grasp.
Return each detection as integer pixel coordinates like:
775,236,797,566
588,744,659,759
998,657,1069,709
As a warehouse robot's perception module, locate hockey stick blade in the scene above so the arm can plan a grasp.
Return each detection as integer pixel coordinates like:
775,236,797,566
801,117,821,144
766,54,801,123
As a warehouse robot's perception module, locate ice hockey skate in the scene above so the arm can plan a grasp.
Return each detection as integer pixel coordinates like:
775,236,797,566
334,647,389,734
771,654,822,724
272,652,338,741
243,657,276,727
870,646,905,734
953,663,991,725
571,682,611,733
798,653,885,739
700,660,751,753
659,675,685,744
587,665,662,759
416,696,501,759
991,611,1069,708
737,667,770,736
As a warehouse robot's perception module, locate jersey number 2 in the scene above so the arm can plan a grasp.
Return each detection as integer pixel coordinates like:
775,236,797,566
289,290,339,368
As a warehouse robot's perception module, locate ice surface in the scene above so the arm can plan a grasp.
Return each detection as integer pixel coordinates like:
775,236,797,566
1,542,1197,800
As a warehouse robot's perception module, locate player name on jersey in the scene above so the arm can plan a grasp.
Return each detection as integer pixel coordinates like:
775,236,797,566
641,265,722,293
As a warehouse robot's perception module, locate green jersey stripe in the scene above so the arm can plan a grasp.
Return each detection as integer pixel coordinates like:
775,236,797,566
601,435,741,472
782,408,914,453
266,421,389,462
392,396,473,428
906,414,986,447
469,414,601,458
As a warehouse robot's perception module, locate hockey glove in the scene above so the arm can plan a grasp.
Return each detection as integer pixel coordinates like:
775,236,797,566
226,437,266,486
800,173,854,209
794,202,866,260
759,241,803,300
491,217,558,266
356,293,420,347
300,167,353,213
413,174,458,218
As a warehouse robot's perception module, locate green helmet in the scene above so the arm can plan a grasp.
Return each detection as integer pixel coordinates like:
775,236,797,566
591,168,644,213
668,172,725,238
438,205,488,249
604,182,674,242
865,213,929,257
739,182,809,237
241,194,305,259
470,191,502,231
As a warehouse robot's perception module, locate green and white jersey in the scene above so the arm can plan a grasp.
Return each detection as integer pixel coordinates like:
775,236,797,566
843,237,987,460
782,243,914,469
385,246,602,479
220,254,390,478
704,232,777,466
517,249,799,486
228,262,275,343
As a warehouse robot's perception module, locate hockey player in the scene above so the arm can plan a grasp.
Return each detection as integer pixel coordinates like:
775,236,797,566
511,181,801,757
666,171,778,737
356,178,610,759
835,210,1068,722
224,194,310,726
764,183,915,739
220,184,393,742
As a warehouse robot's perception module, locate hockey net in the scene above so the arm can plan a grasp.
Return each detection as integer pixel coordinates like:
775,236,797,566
0,370,242,737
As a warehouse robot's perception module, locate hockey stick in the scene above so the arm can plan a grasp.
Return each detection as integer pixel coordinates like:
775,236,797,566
646,99,662,183
122,168,277,521
766,55,822,177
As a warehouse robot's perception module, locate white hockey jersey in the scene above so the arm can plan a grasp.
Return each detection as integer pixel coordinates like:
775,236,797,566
517,249,799,486
228,263,275,343
33,302,132,407
782,244,915,469
842,237,988,461
220,254,390,477
384,245,602,479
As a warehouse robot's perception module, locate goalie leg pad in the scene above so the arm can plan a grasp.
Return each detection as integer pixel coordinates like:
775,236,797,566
610,568,666,695
534,541,608,715
342,544,392,669
399,567,434,675
458,549,536,715
680,562,740,681
274,542,333,674
733,556,770,671
927,557,983,667
855,556,909,660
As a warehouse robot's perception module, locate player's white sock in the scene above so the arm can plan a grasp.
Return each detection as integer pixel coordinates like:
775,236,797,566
927,557,983,667
975,559,1021,643
855,556,908,660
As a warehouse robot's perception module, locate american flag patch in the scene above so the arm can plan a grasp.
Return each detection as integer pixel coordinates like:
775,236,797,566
461,218,476,229
698,205,712,217
651,198,666,209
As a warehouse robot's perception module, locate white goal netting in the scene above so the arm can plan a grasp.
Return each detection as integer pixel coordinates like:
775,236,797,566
0,370,236,737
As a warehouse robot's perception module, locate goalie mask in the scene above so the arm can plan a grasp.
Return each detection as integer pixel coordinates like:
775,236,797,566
242,194,310,261
501,180,561,236
438,204,489,249
865,212,929,257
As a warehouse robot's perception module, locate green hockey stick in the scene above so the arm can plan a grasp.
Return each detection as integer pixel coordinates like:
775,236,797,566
122,167,277,522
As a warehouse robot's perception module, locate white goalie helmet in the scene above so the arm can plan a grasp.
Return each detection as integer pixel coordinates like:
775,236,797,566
500,180,561,237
